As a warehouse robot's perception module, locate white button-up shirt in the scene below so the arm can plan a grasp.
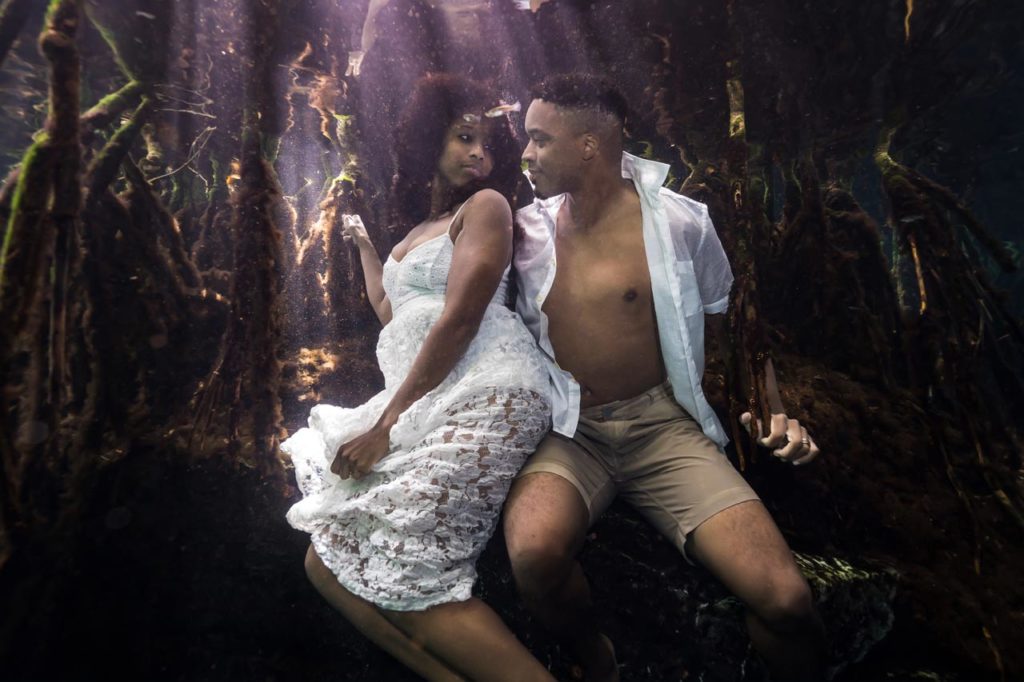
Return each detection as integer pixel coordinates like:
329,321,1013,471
514,152,734,447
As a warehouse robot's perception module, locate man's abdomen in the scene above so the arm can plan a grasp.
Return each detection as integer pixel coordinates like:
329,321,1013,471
546,306,666,407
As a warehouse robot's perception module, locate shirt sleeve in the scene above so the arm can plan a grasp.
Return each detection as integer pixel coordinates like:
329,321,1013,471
693,205,734,314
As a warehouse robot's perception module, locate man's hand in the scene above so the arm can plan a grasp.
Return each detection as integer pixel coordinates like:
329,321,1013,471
739,358,820,466
331,422,392,480
740,411,819,465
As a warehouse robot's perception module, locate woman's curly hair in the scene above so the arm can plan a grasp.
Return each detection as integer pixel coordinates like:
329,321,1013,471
392,74,522,232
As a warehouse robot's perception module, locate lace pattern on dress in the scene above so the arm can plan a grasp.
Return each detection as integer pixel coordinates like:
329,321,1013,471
288,387,548,610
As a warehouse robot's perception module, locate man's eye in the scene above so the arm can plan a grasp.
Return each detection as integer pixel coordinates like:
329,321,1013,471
459,134,472,142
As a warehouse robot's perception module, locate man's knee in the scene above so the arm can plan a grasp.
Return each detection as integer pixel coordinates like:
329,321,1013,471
506,531,576,597
503,471,589,598
750,575,817,631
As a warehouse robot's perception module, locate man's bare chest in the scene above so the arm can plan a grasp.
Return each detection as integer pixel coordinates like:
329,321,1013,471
543,237,653,317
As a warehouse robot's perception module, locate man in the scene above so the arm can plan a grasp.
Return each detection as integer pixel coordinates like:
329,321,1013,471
505,74,827,682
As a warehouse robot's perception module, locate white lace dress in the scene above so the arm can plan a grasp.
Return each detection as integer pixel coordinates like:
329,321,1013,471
281,212,551,611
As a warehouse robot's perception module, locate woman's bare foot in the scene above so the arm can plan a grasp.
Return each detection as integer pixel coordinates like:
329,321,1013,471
569,632,618,682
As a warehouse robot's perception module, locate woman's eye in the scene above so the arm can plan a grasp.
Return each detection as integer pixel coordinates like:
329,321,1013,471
458,134,472,142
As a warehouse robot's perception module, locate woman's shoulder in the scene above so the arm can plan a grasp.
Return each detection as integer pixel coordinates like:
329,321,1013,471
466,188,512,213
460,189,513,227
451,190,512,242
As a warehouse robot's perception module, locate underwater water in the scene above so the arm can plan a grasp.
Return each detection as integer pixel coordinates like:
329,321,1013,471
0,1,1023,680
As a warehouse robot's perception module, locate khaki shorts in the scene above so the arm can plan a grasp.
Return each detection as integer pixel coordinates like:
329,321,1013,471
517,382,759,559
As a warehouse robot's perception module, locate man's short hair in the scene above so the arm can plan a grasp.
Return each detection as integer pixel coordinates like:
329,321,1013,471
529,73,628,125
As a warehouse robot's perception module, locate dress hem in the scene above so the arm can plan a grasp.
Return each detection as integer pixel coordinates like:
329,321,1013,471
307,534,476,612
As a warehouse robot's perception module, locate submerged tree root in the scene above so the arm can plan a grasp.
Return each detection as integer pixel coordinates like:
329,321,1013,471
0,0,46,70
191,4,286,480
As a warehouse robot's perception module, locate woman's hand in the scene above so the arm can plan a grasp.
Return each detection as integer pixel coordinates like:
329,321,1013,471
341,214,373,251
343,212,391,325
331,418,395,480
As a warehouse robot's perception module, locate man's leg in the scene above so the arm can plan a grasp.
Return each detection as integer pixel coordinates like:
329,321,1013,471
504,471,619,682
687,501,826,680
615,386,826,680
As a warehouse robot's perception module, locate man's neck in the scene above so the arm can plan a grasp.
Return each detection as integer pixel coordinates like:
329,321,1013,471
563,163,636,234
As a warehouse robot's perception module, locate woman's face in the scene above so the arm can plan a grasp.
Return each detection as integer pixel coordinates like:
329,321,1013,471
436,115,495,189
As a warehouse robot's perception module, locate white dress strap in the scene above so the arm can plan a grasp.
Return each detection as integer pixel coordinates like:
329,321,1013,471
446,198,471,239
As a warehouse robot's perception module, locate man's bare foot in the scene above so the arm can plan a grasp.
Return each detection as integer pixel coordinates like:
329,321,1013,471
569,633,618,682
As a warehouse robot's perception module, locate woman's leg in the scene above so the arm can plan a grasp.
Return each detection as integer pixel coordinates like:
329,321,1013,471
382,597,555,682
306,545,553,682
302,388,553,680
304,546,466,682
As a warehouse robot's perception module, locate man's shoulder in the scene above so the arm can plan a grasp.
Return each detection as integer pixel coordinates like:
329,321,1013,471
513,196,560,267
656,186,710,219
651,187,713,242
514,202,542,222
515,194,563,220
515,195,563,245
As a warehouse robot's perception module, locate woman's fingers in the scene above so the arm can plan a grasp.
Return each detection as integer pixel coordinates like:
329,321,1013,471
331,435,380,480
332,442,356,479
351,459,370,480
330,447,345,477
340,214,368,247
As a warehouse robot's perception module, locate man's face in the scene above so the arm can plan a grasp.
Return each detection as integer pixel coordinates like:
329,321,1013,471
522,99,584,199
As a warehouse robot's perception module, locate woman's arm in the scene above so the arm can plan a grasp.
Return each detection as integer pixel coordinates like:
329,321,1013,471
332,190,513,479
343,214,392,325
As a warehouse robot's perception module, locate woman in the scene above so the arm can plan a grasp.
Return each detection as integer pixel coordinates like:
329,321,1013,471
281,74,553,682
